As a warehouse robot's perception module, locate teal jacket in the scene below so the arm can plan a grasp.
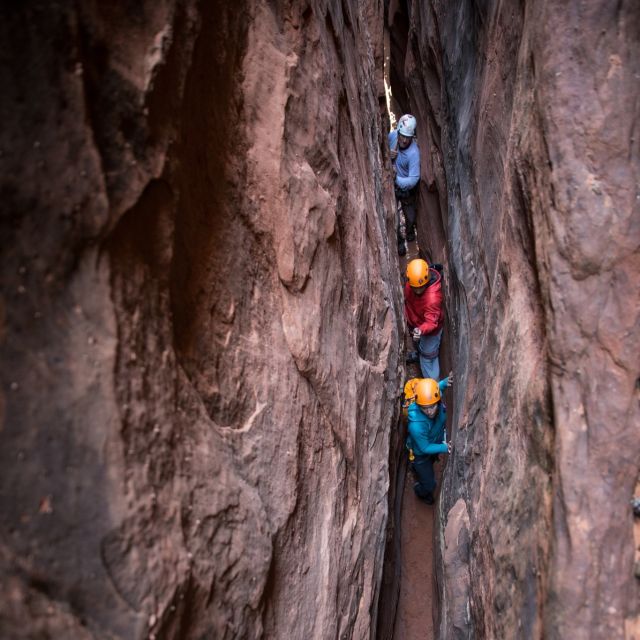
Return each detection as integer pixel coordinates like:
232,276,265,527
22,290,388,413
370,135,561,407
406,379,448,456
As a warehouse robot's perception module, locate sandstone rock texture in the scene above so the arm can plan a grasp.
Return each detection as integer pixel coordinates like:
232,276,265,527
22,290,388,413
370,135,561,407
391,1,640,638
0,2,404,638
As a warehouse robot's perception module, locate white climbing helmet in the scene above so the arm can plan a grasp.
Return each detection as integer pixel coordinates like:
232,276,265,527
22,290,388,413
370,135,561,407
397,114,417,137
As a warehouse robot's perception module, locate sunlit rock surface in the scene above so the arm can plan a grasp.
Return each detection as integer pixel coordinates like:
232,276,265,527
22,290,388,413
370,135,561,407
0,2,403,637
391,1,640,638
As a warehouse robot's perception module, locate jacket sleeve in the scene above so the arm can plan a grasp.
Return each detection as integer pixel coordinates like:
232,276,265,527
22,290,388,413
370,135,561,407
417,281,443,334
395,147,420,189
403,284,417,329
411,429,448,454
417,306,441,334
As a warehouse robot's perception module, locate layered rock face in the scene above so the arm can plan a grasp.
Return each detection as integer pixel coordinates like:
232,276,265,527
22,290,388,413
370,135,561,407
0,2,403,638
391,1,640,638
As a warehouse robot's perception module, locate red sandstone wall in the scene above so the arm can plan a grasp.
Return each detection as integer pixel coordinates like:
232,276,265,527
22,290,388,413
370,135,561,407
392,1,640,638
0,2,403,638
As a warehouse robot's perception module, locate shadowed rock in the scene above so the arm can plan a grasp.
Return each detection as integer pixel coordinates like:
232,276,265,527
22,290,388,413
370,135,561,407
0,2,403,638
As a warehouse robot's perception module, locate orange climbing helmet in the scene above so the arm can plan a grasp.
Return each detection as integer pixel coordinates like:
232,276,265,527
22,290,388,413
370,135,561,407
406,259,429,288
415,378,441,406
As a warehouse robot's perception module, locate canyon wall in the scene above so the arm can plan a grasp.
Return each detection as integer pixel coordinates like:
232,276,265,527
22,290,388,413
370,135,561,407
391,1,640,638
0,2,404,638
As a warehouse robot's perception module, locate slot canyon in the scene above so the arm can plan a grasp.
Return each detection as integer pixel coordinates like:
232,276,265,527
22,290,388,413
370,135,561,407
0,1,638,639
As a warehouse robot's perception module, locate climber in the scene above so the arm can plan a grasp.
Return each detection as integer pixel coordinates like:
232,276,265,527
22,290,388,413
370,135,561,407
389,114,420,254
402,372,453,419
404,258,444,380
406,377,452,505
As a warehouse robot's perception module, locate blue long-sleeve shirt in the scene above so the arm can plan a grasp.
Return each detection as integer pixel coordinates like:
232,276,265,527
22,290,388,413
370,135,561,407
388,129,421,190
406,379,448,455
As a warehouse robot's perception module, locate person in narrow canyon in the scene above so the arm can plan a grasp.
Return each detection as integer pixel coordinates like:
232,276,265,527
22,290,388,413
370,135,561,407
389,113,420,254
406,377,451,505
404,258,444,380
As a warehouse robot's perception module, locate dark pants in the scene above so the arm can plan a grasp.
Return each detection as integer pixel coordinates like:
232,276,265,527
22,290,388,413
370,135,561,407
396,184,418,242
412,454,437,501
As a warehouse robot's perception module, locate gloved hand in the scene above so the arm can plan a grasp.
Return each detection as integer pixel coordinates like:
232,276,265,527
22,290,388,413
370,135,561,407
412,327,421,341
390,148,398,160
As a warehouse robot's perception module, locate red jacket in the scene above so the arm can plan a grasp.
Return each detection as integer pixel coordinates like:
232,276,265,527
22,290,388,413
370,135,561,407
404,269,444,335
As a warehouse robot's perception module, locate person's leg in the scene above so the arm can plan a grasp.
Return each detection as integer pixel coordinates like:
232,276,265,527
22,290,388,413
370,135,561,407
418,329,443,380
419,353,439,380
403,199,417,241
411,456,436,503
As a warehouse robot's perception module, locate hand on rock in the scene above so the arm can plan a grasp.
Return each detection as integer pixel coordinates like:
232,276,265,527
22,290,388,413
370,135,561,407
412,327,421,340
390,148,398,160
447,441,453,454
446,370,454,387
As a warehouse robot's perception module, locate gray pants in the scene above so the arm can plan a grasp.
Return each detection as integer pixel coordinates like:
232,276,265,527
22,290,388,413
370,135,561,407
418,329,442,380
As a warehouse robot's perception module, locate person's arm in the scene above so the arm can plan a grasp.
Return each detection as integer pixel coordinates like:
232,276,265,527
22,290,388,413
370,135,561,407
389,130,398,161
438,371,454,392
417,282,443,334
404,284,418,330
395,146,420,189
412,429,449,455
418,306,441,334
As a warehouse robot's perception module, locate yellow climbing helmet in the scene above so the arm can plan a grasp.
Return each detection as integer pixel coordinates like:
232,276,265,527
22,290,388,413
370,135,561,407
415,378,441,406
404,378,421,403
402,378,421,418
406,259,429,288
